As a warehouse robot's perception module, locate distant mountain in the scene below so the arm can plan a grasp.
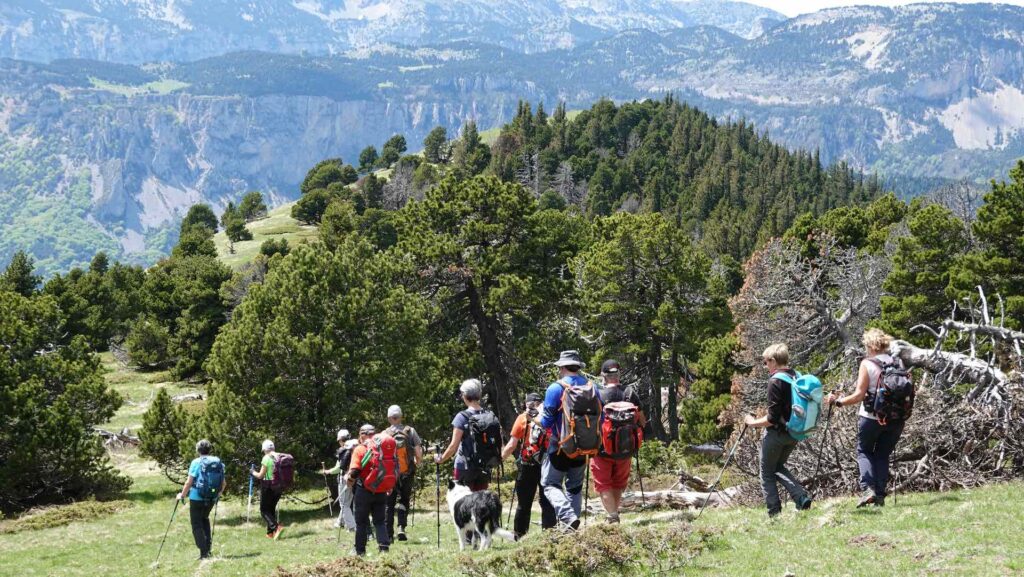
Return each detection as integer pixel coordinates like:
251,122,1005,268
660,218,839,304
1,2,1023,275
0,0,784,62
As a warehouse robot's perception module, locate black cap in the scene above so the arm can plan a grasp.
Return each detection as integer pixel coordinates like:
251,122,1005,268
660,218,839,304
525,393,543,404
601,359,621,375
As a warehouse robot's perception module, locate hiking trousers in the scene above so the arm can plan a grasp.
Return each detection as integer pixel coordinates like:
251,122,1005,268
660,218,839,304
188,499,214,557
541,453,585,526
337,479,356,530
260,485,282,535
514,462,556,537
759,429,810,516
857,417,905,498
354,485,390,555
386,473,414,538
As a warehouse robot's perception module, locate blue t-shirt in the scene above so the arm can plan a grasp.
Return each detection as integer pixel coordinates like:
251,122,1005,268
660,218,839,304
452,408,486,471
540,374,589,455
187,458,204,501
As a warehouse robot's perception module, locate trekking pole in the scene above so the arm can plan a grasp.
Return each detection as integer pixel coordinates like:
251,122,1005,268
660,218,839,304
694,422,749,522
410,474,416,528
321,461,335,518
583,456,591,527
507,463,518,527
810,401,835,499
634,451,647,508
246,465,254,524
212,498,219,539
153,497,182,567
435,461,441,549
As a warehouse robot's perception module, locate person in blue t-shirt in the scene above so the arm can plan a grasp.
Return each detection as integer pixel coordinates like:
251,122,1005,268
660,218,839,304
177,439,226,560
537,350,590,530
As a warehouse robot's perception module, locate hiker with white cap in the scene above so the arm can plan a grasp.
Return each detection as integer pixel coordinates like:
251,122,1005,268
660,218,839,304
384,405,422,542
250,439,292,539
435,378,503,491
537,350,603,531
321,428,359,530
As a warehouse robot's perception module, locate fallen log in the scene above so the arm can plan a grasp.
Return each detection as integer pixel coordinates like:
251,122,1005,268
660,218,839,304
172,392,204,403
582,487,741,513
96,428,140,448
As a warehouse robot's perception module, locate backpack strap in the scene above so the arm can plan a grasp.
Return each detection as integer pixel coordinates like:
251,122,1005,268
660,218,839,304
771,371,797,386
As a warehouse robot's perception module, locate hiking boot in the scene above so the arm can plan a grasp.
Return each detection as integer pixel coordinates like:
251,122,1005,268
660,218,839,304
396,529,407,541
873,495,886,508
796,497,813,511
606,513,620,524
856,490,876,508
568,519,581,531
272,525,285,540
379,546,390,553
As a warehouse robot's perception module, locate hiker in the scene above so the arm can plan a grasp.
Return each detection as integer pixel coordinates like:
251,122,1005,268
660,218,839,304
384,405,423,542
251,439,285,539
321,429,359,531
825,328,910,508
744,343,813,517
538,350,602,530
347,424,397,556
435,379,502,491
591,360,646,524
177,439,225,560
501,392,557,538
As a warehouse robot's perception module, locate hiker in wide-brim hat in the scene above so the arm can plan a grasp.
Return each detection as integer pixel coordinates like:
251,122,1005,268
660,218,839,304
553,350,586,369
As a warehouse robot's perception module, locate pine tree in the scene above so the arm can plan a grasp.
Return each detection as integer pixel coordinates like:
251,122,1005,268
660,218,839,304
140,387,189,481
423,126,449,164
2,250,41,297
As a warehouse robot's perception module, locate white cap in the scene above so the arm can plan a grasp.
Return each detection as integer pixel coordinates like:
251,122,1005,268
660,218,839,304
387,405,402,418
337,429,350,441
262,439,275,452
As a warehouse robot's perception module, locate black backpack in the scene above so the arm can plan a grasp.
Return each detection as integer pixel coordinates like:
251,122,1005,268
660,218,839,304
463,409,503,471
865,357,915,425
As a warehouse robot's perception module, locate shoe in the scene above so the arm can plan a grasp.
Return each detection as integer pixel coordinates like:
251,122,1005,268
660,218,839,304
856,490,876,508
874,495,886,508
272,525,285,540
397,529,407,541
796,497,813,511
379,546,390,553
568,519,581,531
606,513,620,524
333,519,342,528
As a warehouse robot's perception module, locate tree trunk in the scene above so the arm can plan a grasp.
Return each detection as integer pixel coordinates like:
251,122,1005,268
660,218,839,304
465,279,515,431
646,336,668,441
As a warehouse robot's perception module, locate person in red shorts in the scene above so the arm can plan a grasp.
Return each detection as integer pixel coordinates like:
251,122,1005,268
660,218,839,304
590,360,647,523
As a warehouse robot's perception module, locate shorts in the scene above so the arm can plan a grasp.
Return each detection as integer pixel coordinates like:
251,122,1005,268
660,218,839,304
590,454,631,492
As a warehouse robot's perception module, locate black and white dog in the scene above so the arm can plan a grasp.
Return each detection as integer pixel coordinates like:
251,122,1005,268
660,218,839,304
446,481,515,551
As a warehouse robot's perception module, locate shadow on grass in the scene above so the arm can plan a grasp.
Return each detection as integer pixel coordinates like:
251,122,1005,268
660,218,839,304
911,493,962,506
124,488,174,505
217,504,332,528
217,552,261,560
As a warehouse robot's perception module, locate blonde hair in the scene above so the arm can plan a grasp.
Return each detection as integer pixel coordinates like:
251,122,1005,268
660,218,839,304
762,343,790,366
862,328,892,354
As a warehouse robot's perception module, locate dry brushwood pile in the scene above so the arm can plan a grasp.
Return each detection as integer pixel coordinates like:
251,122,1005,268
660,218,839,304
723,236,1024,500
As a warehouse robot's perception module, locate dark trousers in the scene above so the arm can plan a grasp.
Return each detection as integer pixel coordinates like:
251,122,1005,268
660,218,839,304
514,462,556,537
759,429,810,516
386,473,414,538
260,485,282,534
354,485,390,555
857,417,905,497
188,499,214,557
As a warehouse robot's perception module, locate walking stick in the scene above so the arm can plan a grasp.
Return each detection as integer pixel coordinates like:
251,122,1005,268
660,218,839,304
211,498,219,539
153,497,182,567
583,456,590,527
435,461,441,549
507,463,518,527
811,401,835,498
695,422,749,522
634,451,647,508
246,465,254,524
410,474,416,528
321,461,335,517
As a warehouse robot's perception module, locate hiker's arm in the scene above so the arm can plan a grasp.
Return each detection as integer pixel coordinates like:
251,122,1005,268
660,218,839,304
764,378,785,428
323,461,342,475
539,384,559,429
251,465,266,479
744,413,770,428
219,476,226,497
831,362,870,407
178,475,194,500
500,435,520,460
435,428,463,464
414,436,423,466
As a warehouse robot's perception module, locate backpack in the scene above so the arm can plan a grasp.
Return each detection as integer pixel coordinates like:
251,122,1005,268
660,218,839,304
194,456,224,501
772,372,823,441
601,401,643,460
391,426,416,475
270,453,295,492
556,378,602,459
866,357,915,425
463,410,503,471
519,418,549,466
359,434,399,494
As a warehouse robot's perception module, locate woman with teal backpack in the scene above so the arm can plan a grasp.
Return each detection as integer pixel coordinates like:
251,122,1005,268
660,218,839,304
177,439,225,560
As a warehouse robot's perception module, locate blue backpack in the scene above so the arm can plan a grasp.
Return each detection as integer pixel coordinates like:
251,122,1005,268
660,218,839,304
195,456,225,501
773,372,823,441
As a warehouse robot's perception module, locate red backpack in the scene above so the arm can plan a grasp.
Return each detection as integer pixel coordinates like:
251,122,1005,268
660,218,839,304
520,419,549,465
601,402,643,460
359,434,399,494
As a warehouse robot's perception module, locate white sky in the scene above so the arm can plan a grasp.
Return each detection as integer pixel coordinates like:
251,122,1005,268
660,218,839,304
740,0,1024,17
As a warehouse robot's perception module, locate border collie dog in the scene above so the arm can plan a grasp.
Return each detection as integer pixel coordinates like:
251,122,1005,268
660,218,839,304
446,481,515,551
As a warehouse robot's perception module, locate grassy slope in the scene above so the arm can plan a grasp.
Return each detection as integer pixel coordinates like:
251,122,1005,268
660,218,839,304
479,110,582,145
213,203,318,270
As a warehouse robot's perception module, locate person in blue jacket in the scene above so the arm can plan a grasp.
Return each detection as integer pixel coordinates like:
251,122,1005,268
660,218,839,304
537,350,590,530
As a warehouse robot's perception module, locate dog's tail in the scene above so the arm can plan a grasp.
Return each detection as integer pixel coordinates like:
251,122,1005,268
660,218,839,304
492,528,516,542
489,493,516,542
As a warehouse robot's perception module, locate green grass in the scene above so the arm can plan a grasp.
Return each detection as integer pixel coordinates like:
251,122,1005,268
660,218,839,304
479,110,582,145
1,360,1020,576
97,352,201,433
214,203,319,269
89,78,190,96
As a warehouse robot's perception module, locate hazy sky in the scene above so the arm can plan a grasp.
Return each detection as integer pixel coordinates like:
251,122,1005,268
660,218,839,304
742,0,1024,17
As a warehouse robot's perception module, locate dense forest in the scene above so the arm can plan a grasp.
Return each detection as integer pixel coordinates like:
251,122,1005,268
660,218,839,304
2,98,1022,513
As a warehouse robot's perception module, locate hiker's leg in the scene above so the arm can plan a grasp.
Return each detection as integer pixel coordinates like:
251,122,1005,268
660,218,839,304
566,463,585,519
609,458,631,515
371,492,390,551
590,456,614,516
872,420,905,497
538,483,557,530
514,464,539,537
340,483,356,530
385,479,399,540
396,474,413,530
189,499,210,557
541,455,574,525
857,417,882,494
353,486,371,555
260,485,278,534
759,429,785,516
774,434,810,506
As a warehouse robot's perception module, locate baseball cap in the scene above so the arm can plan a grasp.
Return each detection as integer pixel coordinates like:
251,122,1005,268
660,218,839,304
601,359,621,375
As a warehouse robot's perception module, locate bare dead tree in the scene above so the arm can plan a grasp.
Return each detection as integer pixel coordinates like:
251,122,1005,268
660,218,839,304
382,162,417,210
514,150,543,197
554,162,587,208
931,178,982,239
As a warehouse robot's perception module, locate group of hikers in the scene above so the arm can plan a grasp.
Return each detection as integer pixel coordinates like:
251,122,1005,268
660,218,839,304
173,330,912,560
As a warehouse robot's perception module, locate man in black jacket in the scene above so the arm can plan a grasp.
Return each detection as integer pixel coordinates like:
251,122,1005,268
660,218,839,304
744,343,812,517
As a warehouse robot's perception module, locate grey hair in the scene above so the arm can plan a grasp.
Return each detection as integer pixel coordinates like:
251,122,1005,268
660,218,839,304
460,378,483,401
196,439,213,455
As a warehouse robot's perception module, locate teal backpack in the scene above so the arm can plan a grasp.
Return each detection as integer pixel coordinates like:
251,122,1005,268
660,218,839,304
772,372,823,441
195,456,225,501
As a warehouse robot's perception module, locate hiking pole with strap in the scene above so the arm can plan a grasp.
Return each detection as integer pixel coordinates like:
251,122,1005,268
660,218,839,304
321,461,335,518
246,464,254,524
410,473,416,528
153,497,182,567
583,456,591,527
695,422,749,522
810,400,836,498
507,462,518,527
634,450,647,508
435,461,441,549
212,498,219,539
